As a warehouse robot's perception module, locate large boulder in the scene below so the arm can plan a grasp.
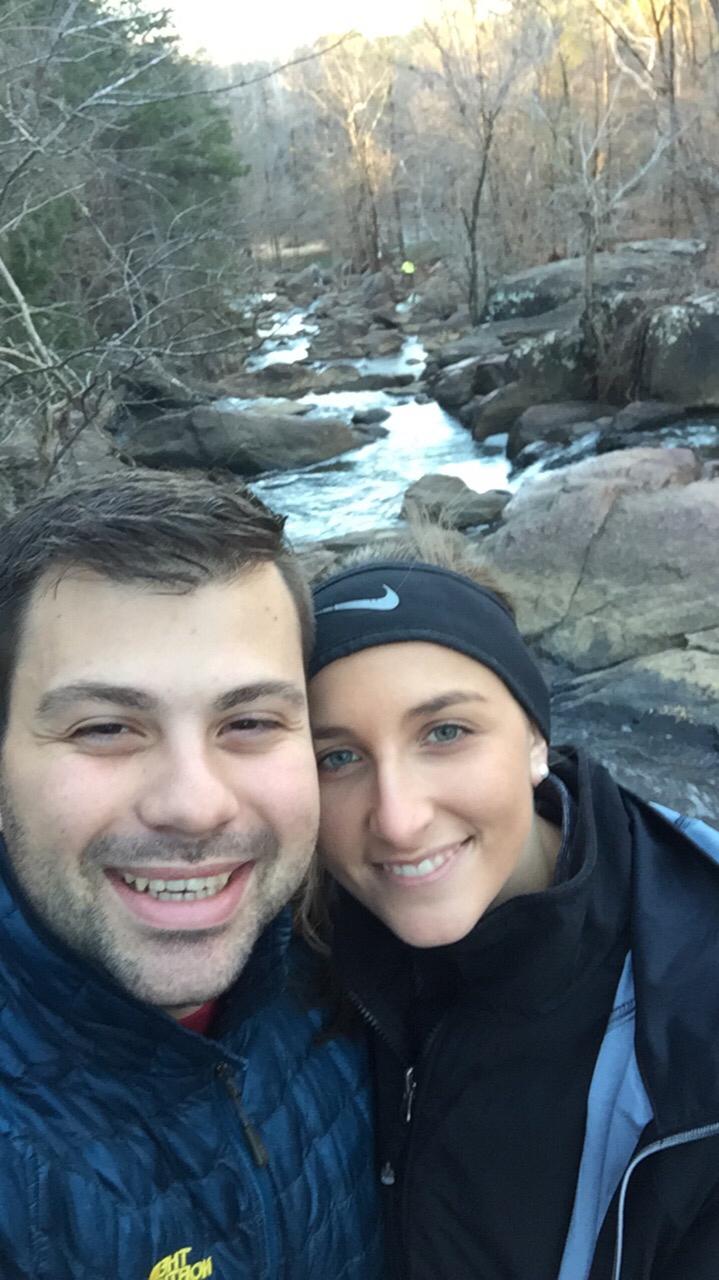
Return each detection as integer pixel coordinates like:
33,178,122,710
363,327,405,358
463,328,595,438
360,268,397,309
118,405,360,475
482,239,704,322
638,293,719,406
284,262,324,302
508,401,615,460
482,447,716,672
462,382,538,438
553,648,719,739
429,332,507,368
508,328,592,400
429,353,511,411
409,265,464,322
606,400,686,434
550,647,718,820
401,475,510,528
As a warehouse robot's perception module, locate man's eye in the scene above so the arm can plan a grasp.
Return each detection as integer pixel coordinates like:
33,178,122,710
224,717,280,734
71,723,128,739
316,748,361,773
426,723,467,745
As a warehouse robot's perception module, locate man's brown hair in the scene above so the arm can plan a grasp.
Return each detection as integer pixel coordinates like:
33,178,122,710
0,470,313,735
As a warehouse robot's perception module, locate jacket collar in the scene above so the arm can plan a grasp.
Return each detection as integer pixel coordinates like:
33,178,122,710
0,836,290,1072
626,799,719,1133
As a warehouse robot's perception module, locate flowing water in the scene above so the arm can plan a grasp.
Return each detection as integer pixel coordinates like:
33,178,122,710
228,306,514,541
229,304,719,544
252,393,513,542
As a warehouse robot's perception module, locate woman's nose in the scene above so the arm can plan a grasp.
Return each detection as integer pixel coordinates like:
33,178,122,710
367,766,434,850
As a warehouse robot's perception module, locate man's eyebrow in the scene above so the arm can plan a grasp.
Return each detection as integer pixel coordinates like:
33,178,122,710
212,682,307,713
312,691,488,741
37,683,156,717
37,680,307,718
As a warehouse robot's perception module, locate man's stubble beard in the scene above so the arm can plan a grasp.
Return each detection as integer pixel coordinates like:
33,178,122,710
0,782,313,1009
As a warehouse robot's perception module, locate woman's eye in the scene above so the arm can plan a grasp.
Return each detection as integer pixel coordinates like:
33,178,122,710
426,723,467,745
316,747,361,773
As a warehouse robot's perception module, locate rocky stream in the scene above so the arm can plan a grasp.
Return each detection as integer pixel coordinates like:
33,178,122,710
11,238,718,823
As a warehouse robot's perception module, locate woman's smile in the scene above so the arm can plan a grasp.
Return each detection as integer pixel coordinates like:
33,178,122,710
376,839,471,886
310,641,553,948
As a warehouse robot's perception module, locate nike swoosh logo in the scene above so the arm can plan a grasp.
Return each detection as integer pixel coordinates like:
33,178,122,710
316,585,401,615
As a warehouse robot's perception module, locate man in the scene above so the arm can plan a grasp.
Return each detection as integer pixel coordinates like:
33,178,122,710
0,472,381,1280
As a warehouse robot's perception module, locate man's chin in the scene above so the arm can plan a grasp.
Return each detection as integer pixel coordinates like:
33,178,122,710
95,927,257,1013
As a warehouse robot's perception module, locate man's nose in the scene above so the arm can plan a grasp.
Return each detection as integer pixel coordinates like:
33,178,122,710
367,764,434,850
137,740,241,836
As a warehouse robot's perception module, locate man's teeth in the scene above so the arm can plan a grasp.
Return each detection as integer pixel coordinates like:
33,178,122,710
385,851,452,879
120,872,232,901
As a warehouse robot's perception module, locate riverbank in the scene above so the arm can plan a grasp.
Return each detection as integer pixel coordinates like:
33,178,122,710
1,239,716,823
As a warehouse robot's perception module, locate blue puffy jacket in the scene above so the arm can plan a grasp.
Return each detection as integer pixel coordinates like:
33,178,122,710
0,842,382,1280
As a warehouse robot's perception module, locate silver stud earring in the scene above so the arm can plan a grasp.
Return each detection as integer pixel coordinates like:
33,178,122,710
535,765,549,785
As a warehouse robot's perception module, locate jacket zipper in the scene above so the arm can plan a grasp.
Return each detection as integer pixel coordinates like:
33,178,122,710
347,992,408,1190
214,1061,269,1168
349,988,453,1280
611,1122,719,1280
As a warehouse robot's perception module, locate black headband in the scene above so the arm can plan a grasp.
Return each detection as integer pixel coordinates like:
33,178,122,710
310,560,551,742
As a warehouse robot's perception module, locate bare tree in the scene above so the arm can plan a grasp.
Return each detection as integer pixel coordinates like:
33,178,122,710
421,1,555,321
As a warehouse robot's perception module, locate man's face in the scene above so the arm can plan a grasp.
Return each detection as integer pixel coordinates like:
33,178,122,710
0,564,319,1014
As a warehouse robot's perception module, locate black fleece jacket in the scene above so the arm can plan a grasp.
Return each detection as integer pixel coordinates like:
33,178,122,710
331,751,719,1280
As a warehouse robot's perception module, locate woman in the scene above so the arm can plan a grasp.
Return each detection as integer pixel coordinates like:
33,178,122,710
306,542,719,1280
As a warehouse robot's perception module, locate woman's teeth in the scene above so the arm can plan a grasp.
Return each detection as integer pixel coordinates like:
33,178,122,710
120,872,232,901
385,851,453,879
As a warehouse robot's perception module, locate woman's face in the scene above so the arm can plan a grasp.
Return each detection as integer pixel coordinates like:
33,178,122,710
309,641,550,948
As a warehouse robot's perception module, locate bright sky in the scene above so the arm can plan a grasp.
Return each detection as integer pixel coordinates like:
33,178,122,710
167,0,437,64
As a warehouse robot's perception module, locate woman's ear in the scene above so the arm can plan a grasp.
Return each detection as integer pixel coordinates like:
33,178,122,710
528,725,549,788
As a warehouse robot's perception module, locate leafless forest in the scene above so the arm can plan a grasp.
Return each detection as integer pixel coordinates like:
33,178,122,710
2,0,719,472
236,0,719,310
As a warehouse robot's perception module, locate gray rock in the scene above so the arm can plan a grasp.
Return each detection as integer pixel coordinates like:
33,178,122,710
401,474,511,528
350,422,390,443
550,655,718,822
431,358,487,410
372,307,403,330
464,382,539,438
639,294,719,406
431,353,511,411
508,329,592,400
284,262,324,301
508,401,615,460
482,239,704,321
608,400,686,434
363,328,405,357
488,302,583,344
360,269,396,308
410,267,464,322
244,362,415,398
119,405,359,475
430,332,507,367
481,446,712,671
352,406,391,425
